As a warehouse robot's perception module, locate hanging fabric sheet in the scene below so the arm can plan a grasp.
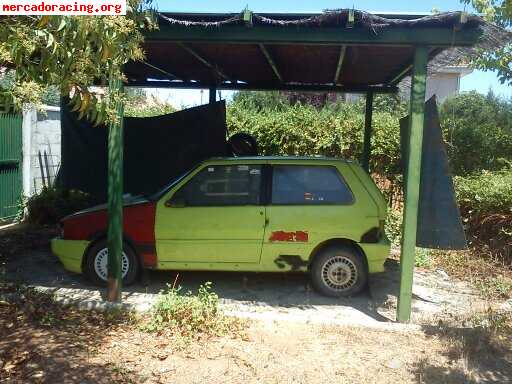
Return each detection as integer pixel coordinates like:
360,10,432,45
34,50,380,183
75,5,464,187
400,96,467,250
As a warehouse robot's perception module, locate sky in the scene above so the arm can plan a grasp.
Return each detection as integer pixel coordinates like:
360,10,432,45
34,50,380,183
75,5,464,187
150,0,511,107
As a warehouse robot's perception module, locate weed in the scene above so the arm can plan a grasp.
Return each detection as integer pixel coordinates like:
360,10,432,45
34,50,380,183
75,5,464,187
40,312,59,326
142,281,242,340
475,276,512,299
467,308,512,333
415,248,432,268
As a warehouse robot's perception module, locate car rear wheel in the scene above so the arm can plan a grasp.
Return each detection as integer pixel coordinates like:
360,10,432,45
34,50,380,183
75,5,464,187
85,239,139,286
310,245,367,297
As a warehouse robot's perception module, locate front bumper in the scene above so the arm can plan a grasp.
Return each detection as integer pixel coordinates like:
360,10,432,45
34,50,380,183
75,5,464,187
359,236,391,273
51,238,90,274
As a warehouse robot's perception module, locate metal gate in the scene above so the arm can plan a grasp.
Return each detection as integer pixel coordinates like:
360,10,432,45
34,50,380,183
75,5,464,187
0,114,22,221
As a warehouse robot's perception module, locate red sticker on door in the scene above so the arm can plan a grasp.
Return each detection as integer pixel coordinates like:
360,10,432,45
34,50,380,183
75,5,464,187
269,231,309,242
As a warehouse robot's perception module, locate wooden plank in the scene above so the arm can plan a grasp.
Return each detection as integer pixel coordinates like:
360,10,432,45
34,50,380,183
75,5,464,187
178,43,230,81
126,80,398,93
259,44,283,82
333,46,346,85
147,26,482,47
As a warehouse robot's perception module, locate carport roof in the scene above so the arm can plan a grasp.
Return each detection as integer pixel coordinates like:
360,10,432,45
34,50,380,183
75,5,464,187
124,9,488,93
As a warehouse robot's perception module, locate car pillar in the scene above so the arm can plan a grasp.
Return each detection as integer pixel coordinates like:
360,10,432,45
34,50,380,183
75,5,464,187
397,46,428,322
106,69,125,302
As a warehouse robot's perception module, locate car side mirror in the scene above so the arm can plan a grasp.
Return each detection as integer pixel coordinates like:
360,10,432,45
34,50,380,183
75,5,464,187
166,196,186,208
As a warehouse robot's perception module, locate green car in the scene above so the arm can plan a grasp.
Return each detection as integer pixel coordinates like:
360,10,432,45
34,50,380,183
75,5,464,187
52,157,390,297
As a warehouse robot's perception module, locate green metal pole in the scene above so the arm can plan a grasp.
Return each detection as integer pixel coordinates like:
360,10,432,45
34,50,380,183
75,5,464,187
106,72,125,302
397,46,428,322
361,91,374,173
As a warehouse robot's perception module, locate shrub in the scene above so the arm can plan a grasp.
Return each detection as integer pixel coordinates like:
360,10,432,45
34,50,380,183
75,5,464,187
454,169,512,260
25,187,94,225
385,208,403,247
455,169,512,215
227,93,404,182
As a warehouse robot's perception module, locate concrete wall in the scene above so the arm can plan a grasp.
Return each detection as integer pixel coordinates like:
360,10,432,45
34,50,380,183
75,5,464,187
22,106,61,197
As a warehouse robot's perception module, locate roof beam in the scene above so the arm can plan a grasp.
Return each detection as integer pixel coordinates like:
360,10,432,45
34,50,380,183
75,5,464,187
388,47,441,85
177,42,230,81
259,44,282,82
389,63,413,85
333,46,346,85
141,61,182,82
148,26,482,47
126,80,397,94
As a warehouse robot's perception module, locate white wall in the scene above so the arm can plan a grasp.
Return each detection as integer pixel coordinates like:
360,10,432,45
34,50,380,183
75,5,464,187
22,106,61,196
425,72,461,103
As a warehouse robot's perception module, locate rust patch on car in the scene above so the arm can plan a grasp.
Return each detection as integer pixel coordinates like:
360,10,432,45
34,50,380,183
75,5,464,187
269,231,309,242
274,255,308,271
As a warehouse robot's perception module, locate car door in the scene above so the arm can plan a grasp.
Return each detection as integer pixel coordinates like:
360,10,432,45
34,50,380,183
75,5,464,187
260,163,374,269
155,163,265,264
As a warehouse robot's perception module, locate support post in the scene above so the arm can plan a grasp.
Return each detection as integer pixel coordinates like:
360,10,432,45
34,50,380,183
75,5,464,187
361,91,374,173
209,86,217,104
106,72,125,302
397,46,428,322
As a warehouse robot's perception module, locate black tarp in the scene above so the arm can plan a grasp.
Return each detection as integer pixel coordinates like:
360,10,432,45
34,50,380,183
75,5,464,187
400,96,467,249
59,100,227,202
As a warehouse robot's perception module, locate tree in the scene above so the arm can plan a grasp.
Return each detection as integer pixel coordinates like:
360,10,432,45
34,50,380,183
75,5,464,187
461,0,511,85
0,1,155,122
124,87,176,117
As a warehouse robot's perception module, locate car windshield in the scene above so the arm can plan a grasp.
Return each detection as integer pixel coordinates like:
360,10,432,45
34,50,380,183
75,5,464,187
146,167,197,201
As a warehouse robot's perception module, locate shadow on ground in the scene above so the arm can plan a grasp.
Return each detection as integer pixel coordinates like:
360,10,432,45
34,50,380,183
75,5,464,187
0,288,137,383
5,246,397,323
412,325,512,383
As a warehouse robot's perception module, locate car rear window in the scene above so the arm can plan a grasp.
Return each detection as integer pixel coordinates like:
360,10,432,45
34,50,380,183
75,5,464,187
175,164,262,206
271,165,353,205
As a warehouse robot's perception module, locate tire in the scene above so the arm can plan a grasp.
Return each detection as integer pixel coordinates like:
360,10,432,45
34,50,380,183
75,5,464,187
310,245,367,297
84,239,140,286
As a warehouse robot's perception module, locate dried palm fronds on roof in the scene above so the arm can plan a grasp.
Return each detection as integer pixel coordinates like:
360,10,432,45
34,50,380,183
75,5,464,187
159,9,485,29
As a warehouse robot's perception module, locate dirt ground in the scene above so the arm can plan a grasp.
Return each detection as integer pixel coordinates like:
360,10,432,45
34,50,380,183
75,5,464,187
96,321,512,384
1,303,511,384
1,224,512,383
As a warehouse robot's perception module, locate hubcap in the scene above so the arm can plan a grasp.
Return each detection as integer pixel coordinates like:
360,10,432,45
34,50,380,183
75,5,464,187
321,256,358,291
94,248,129,281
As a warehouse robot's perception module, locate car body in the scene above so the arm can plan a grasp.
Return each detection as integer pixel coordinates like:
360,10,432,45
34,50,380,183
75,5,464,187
51,156,390,296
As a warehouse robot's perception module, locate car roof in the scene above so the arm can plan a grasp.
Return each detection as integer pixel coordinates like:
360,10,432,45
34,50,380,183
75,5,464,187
206,156,353,163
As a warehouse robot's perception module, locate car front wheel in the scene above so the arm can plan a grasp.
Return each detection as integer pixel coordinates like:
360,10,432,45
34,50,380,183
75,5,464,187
310,245,367,297
85,239,139,286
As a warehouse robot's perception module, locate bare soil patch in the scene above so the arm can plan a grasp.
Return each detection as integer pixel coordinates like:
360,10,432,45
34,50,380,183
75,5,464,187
1,292,511,384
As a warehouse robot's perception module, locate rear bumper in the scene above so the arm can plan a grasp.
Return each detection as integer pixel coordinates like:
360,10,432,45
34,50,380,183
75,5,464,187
360,236,391,273
51,238,89,274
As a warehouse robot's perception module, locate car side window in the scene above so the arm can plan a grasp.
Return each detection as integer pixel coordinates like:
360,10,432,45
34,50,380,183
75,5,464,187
271,165,353,205
173,164,262,206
